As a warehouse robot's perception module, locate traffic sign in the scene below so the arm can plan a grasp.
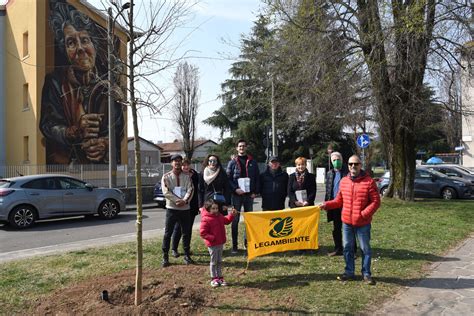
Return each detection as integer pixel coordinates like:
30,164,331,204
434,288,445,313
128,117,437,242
357,134,370,149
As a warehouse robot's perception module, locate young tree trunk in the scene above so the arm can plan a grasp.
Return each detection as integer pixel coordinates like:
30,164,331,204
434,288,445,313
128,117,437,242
127,0,143,306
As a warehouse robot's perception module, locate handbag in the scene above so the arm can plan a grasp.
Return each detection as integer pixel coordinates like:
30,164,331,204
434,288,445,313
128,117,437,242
212,193,226,204
211,184,226,204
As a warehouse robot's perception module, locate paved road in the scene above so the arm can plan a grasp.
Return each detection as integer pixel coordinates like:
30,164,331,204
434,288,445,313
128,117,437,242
0,206,170,262
0,189,326,263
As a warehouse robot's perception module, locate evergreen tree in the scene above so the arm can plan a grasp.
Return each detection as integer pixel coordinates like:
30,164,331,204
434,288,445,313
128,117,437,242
205,15,276,162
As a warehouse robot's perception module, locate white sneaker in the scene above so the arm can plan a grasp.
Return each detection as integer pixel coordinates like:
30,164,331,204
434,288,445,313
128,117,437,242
210,279,220,287
218,278,228,286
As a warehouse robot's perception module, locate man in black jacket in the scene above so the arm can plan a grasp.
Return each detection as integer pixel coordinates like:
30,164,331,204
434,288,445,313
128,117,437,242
325,151,350,256
226,139,260,253
260,156,288,211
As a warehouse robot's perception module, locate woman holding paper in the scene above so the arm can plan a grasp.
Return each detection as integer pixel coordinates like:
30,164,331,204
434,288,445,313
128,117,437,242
198,154,232,215
288,157,317,208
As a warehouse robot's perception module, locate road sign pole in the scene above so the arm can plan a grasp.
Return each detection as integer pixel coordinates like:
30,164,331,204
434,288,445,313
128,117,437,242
362,148,365,170
356,134,370,170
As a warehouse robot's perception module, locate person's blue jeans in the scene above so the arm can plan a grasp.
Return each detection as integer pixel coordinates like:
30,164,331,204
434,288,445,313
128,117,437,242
231,194,253,249
342,223,372,277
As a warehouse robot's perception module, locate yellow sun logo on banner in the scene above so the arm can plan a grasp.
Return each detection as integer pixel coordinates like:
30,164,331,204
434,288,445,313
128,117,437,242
269,217,293,238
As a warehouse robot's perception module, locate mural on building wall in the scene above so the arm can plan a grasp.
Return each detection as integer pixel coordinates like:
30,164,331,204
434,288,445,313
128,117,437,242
40,0,124,165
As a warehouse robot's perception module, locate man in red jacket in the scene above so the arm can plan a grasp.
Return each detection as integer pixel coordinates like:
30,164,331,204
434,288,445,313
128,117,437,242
321,155,380,285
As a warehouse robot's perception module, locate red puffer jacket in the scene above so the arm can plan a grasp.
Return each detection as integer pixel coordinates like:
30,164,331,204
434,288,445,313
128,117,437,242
324,172,380,227
200,208,234,247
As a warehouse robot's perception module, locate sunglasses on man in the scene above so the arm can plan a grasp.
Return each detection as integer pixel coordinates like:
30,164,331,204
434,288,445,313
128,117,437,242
348,162,361,166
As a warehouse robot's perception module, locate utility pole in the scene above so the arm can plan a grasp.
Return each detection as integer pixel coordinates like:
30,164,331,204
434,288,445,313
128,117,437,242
108,7,117,188
271,77,277,156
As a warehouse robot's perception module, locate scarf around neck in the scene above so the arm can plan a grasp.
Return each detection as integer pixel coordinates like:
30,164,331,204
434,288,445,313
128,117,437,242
204,166,220,185
296,170,306,189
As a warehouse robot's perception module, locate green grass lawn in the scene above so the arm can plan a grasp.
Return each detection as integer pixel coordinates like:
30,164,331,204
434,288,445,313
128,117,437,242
1,198,473,314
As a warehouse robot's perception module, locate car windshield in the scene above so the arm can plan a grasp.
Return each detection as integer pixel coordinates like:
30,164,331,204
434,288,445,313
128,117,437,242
0,180,12,188
453,165,474,175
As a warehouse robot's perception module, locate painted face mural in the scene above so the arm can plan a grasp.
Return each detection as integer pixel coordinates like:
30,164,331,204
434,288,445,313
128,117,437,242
63,24,96,72
39,0,124,165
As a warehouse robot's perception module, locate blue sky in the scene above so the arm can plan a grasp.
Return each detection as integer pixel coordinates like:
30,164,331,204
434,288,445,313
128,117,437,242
89,0,263,144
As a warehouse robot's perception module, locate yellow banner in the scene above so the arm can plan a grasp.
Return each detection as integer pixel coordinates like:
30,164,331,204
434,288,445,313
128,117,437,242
243,206,320,261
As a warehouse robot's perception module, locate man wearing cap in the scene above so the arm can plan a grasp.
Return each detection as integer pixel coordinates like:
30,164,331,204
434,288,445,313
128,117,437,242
260,156,288,211
160,154,195,267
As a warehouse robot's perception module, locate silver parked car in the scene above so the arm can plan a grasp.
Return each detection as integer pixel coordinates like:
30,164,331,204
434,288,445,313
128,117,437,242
0,174,126,229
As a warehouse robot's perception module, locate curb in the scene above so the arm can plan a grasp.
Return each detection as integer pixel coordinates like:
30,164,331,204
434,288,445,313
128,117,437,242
125,203,159,211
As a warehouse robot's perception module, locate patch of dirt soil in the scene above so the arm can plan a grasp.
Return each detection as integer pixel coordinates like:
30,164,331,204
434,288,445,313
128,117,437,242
32,265,282,315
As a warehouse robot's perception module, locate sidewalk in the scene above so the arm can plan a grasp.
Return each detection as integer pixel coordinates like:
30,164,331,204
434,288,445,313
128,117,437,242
375,234,474,315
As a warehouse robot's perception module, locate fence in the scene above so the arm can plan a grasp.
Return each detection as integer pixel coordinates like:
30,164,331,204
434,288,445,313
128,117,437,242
0,163,202,187
0,164,187,188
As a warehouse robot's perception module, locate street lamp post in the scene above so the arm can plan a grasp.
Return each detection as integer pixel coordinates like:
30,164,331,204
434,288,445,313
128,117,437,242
327,144,333,171
271,77,277,157
107,3,130,188
107,7,116,188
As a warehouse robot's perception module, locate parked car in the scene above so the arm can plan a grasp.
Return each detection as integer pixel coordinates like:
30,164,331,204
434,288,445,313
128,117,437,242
0,174,126,229
451,164,474,175
426,165,474,183
145,169,160,177
128,169,160,178
153,182,166,208
377,166,474,200
127,169,149,177
376,171,391,196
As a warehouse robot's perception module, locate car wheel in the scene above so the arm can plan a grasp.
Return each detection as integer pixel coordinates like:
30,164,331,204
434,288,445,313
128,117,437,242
441,187,456,200
8,205,37,229
380,186,388,196
98,199,119,219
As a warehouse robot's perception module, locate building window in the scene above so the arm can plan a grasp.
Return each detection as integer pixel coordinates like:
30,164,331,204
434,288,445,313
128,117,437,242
145,156,151,164
23,136,29,162
22,31,29,58
23,83,29,110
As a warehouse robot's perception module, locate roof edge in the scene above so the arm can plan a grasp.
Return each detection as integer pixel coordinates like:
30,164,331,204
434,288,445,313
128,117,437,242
79,0,128,36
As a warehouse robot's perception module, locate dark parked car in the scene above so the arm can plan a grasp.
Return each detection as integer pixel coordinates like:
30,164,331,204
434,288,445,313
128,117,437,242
377,166,474,200
426,165,474,184
153,182,165,208
0,174,126,229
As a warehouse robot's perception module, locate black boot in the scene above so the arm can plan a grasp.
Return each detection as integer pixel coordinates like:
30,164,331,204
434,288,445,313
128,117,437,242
162,253,170,268
183,253,195,265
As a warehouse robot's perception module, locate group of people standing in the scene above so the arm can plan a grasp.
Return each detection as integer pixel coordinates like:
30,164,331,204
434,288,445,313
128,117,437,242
160,139,381,287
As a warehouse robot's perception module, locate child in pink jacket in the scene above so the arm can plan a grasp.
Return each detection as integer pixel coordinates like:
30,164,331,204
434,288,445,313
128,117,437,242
200,199,236,287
